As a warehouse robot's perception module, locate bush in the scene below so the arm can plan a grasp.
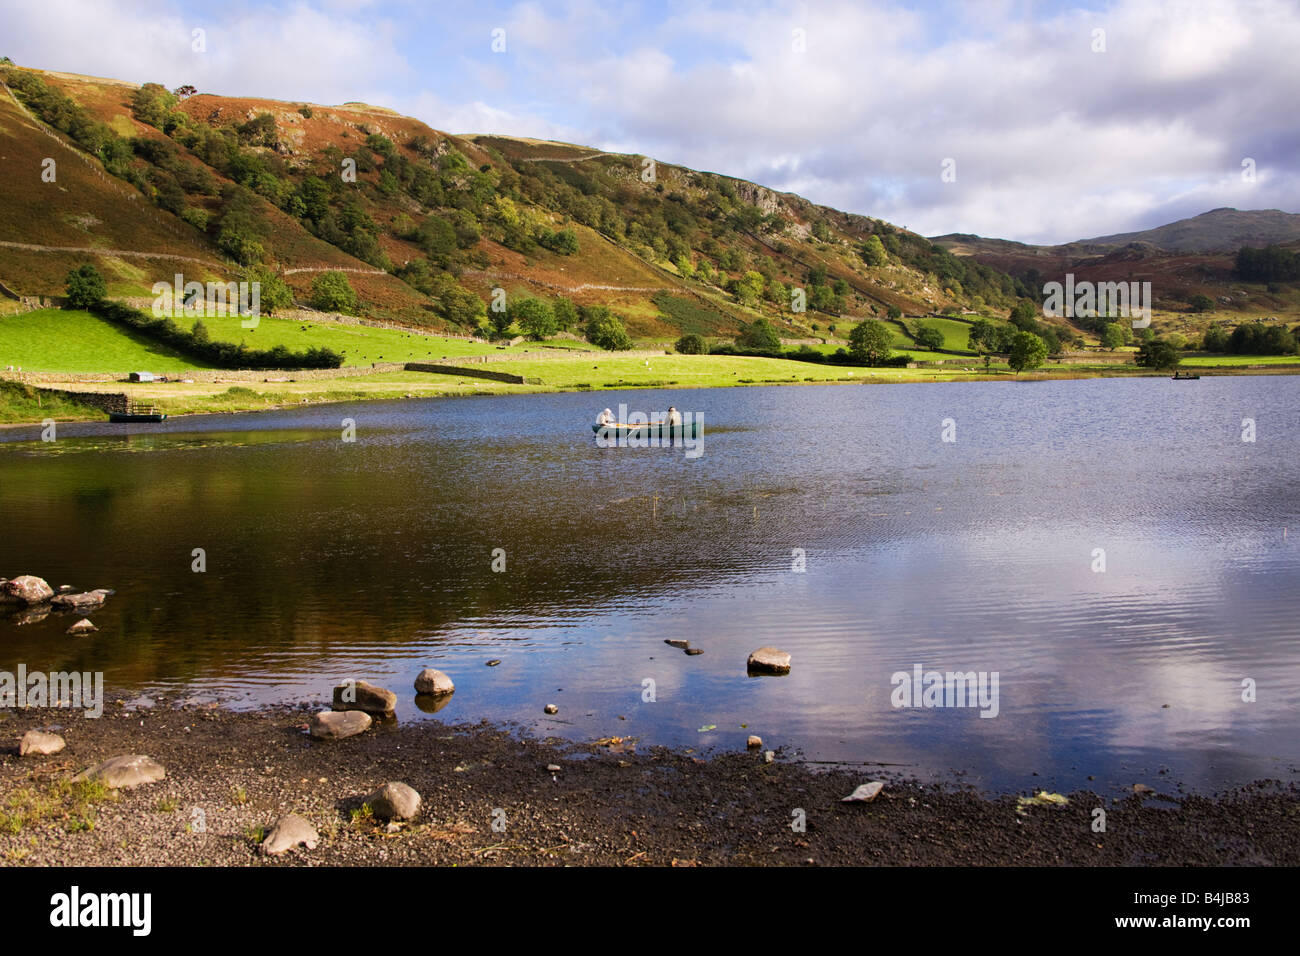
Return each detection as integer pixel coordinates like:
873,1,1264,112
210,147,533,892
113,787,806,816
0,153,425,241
735,318,782,354
310,272,359,314
675,333,706,354
583,307,633,351
512,297,556,340
848,318,892,365
64,264,107,309
913,323,944,350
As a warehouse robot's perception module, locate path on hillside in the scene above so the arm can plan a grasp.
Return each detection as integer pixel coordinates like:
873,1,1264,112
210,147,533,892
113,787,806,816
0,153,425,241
0,239,224,268
461,268,664,294
280,265,389,276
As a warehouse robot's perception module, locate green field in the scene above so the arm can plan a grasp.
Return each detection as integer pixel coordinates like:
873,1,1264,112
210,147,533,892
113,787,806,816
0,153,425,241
1180,354,1300,367
0,308,602,373
0,309,215,373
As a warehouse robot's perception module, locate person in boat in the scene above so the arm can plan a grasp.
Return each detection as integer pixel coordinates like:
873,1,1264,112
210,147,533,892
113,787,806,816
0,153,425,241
666,406,682,426
596,408,615,426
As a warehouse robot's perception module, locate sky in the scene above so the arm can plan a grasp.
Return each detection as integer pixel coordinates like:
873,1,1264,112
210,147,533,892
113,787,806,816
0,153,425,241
2,0,1298,244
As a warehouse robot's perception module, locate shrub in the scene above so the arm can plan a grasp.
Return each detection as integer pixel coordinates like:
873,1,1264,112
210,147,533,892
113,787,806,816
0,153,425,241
310,272,359,314
65,264,107,308
583,307,633,351
675,333,706,354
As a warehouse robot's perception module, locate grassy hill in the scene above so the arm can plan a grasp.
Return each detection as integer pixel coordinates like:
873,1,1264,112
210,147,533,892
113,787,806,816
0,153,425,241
0,62,1029,348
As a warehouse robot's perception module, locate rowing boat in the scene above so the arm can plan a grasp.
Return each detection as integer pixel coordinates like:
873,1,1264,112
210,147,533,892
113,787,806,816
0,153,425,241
592,421,700,440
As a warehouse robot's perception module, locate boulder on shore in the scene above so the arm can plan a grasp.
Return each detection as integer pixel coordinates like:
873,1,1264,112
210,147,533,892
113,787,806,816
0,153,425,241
73,754,166,789
364,782,422,821
332,679,397,715
747,646,792,675
261,814,319,855
19,730,66,756
414,668,454,696
309,710,372,739
1,575,54,606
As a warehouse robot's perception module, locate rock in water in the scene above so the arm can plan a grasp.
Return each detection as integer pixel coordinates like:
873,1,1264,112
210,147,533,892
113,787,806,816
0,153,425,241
414,668,454,696
19,730,66,756
544,704,558,714
747,735,763,749
332,679,397,715
50,588,113,609
66,618,98,635
73,754,165,789
1,575,54,605
309,710,372,739
841,781,885,803
261,814,319,856
685,647,703,656
365,782,421,821
664,639,690,648
747,646,792,675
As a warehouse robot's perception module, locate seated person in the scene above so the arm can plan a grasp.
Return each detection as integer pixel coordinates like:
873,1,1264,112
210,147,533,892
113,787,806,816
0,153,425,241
666,406,682,425
596,407,615,426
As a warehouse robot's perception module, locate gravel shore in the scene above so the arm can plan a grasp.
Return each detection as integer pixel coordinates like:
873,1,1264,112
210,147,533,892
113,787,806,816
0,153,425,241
2,697,1296,866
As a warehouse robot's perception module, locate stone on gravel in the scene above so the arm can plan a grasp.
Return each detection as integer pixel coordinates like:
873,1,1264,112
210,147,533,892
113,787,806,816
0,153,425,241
19,730,66,756
764,751,775,764
73,754,165,789
414,668,454,696
310,710,372,739
544,704,558,714
546,764,561,772
1,575,54,605
747,646,792,675
51,589,113,609
365,781,421,821
66,618,97,635
747,735,763,749
331,679,397,715
261,814,319,856
842,781,885,803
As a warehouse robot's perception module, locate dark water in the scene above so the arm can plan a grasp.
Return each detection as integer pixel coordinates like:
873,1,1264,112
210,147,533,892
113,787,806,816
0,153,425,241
3,378,1298,794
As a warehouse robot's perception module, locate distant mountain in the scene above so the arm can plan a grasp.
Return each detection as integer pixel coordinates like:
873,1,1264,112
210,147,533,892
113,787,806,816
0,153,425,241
1082,208,1300,254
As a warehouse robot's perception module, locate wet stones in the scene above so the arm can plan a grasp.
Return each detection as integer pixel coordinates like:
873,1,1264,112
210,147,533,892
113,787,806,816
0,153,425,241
66,618,98,636
414,668,454,697
332,679,396,716
309,710,372,740
747,646,791,675
1,575,54,605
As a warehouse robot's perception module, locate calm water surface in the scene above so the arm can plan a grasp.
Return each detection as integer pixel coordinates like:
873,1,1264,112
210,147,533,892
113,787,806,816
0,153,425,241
2,377,1298,793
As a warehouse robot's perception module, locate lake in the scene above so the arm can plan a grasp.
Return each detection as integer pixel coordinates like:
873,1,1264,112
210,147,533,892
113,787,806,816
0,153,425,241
2,377,1297,794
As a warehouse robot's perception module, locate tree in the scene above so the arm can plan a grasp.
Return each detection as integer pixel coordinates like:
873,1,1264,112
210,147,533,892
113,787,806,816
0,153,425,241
848,319,892,365
310,271,359,314
736,317,782,354
248,266,292,315
1188,293,1214,313
675,333,706,354
174,85,197,99
550,296,579,332
488,308,513,340
1202,325,1229,351
860,235,887,266
968,318,997,352
64,264,106,308
1009,299,1039,331
583,307,633,350
886,305,902,320
1008,331,1047,374
1136,338,1181,370
1100,322,1127,351
512,297,556,340
914,323,944,350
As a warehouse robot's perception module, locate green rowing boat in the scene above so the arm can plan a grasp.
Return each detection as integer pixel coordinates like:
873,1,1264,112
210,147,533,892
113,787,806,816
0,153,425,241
593,421,700,440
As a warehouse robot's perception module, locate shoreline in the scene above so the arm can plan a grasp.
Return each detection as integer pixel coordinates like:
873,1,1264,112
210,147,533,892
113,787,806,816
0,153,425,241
2,698,1296,866
3,360,1299,429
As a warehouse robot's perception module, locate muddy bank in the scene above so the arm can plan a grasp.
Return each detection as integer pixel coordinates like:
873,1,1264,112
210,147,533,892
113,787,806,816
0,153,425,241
1,698,1296,866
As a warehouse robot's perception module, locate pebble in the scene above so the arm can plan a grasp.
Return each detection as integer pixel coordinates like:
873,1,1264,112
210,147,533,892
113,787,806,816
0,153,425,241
19,730,66,756
364,781,422,821
746,735,762,749
414,668,454,696
747,646,792,675
261,814,319,856
72,754,165,789
544,704,558,714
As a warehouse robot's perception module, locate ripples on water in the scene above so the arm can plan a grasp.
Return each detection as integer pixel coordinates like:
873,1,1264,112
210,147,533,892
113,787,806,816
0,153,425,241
2,377,1298,792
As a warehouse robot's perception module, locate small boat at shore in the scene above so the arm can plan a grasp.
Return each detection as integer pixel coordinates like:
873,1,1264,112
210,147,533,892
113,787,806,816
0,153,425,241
1171,372,1200,380
592,421,700,440
110,404,167,423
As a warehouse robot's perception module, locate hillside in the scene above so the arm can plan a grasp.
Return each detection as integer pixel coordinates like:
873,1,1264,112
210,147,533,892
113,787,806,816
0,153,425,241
0,63,1029,344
